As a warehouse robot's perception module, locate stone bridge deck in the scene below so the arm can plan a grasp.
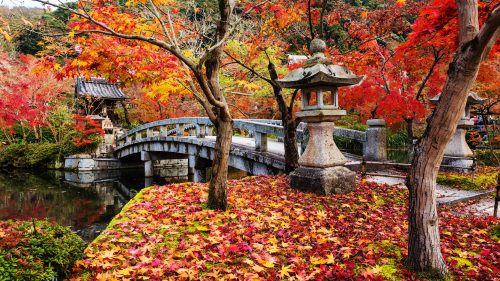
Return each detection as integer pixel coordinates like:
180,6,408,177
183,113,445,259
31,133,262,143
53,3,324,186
115,134,361,176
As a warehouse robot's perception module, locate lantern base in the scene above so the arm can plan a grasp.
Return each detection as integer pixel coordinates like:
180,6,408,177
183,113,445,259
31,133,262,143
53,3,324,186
289,166,356,195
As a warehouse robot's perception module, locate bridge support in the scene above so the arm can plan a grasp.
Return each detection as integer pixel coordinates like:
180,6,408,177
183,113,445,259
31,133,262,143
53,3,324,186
141,151,154,178
188,156,211,183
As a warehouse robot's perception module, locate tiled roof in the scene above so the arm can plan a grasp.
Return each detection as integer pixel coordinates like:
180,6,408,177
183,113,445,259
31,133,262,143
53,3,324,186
75,77,129,100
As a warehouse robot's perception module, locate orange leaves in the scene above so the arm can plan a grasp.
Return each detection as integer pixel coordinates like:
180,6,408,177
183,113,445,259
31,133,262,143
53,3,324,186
69,176,500,280
395,0,406,7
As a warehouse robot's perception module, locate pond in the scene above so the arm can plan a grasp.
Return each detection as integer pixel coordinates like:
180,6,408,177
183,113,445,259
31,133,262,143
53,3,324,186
0,165,247,241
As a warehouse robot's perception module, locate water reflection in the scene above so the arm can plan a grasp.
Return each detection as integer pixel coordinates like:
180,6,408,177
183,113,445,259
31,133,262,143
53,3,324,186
0,166,247,241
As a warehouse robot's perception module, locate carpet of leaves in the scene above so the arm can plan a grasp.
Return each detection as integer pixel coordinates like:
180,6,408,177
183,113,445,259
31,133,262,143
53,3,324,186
437,166,498,191
71,176,499,280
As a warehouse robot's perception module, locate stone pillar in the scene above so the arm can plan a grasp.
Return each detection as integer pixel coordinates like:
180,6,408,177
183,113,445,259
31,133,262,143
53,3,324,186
135,131,142,141
444,127,473,157
176,124,185,136
441,119,475,172
255,132,268,152
298,122,346,167
289,112,356,195
141,151,154,178
160,126,168,137
188,156,210,183
146,128,153,138
363,119,387,162
189,127,196,136
197,125,206,138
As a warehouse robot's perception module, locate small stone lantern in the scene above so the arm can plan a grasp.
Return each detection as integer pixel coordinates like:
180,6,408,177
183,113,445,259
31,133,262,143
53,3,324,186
430,92,486,171
277,39,363,195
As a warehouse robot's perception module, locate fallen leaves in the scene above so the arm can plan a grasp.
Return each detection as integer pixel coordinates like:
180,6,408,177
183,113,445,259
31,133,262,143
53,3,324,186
70,176,499,280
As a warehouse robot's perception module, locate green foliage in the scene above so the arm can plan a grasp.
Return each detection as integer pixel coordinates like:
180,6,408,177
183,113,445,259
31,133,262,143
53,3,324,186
0,142,78,169
436,170,498,191
0,220,86,281
14,28,43,56
489,224,500,239
475,149,500,167
387,131,408,149
336,115,368,131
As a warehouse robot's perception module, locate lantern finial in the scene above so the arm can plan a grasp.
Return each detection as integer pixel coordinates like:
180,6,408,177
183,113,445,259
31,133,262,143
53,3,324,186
310,38,326,55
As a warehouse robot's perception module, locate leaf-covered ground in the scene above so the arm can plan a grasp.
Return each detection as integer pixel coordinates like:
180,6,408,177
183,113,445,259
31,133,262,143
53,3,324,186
71,176,499,280
437,166,498,191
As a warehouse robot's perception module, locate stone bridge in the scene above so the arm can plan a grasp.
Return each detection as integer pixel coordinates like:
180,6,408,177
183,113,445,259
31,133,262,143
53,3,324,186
114,117,387,180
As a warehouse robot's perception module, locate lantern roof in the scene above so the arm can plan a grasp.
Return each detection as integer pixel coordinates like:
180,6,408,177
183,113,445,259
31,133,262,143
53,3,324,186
430,92,486,105
276,39,363,89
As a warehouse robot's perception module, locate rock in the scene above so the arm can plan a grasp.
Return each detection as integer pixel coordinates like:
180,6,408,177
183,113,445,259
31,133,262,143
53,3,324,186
290,166,356,195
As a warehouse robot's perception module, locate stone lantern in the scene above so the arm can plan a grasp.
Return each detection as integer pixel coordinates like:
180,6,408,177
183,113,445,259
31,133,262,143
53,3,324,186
430,92,486,171
277,39,363,195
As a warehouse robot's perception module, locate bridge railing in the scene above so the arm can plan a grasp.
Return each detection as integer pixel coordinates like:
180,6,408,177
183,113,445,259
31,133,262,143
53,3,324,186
116,117,386,160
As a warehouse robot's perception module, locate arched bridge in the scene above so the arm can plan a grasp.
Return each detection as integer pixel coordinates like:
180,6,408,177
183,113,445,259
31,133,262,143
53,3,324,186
115,117,386,178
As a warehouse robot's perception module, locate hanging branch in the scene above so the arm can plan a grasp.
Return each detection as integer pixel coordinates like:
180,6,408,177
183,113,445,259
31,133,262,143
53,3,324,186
308,0,315,39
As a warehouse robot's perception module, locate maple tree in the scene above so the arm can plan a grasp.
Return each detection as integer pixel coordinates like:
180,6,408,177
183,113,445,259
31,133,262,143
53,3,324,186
32,0,279,210
405,0,499,276
0,52,71,143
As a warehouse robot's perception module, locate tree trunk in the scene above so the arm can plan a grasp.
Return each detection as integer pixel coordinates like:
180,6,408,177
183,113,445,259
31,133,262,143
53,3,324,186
207,113,232,210
268,62,299,173
407,1,499,277
120,101,131,127
282,113,299,173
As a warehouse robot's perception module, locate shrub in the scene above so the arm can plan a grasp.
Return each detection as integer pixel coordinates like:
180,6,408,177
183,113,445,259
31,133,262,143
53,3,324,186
0,220,86,281
475,149,500,167
0,143,65,169
387,131,408,149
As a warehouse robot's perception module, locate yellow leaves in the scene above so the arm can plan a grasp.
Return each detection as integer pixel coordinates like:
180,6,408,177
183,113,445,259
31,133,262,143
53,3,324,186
443,230,452,236
115,267,133,277
310,256,327,265
326,253,336,265
396,0,406,6
195,225,209,232
316,209,327,219
258,258,275,268
280,265,293,278
0,28,12,42
68,31,75,38
53,64,61,70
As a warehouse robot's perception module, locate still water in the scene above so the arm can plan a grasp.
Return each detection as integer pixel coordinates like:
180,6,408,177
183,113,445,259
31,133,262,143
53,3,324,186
0,165,247,241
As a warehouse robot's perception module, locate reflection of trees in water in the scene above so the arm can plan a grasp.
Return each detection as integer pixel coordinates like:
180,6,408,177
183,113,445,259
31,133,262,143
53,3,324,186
0,167,248,234
0,170,106,229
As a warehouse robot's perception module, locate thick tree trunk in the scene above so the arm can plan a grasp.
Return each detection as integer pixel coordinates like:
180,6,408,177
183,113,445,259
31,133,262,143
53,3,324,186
207,113,232,210
407,0,499,276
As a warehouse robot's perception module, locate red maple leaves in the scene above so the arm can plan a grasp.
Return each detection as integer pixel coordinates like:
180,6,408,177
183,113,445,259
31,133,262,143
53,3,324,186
70,176,499,280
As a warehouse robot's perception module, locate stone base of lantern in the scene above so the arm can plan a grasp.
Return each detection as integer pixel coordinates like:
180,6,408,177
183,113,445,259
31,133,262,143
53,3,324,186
441,156,475,173
290,166,356,195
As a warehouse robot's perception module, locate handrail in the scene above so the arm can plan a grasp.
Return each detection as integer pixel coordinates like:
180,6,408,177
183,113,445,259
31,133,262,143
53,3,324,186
116,117,370,154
